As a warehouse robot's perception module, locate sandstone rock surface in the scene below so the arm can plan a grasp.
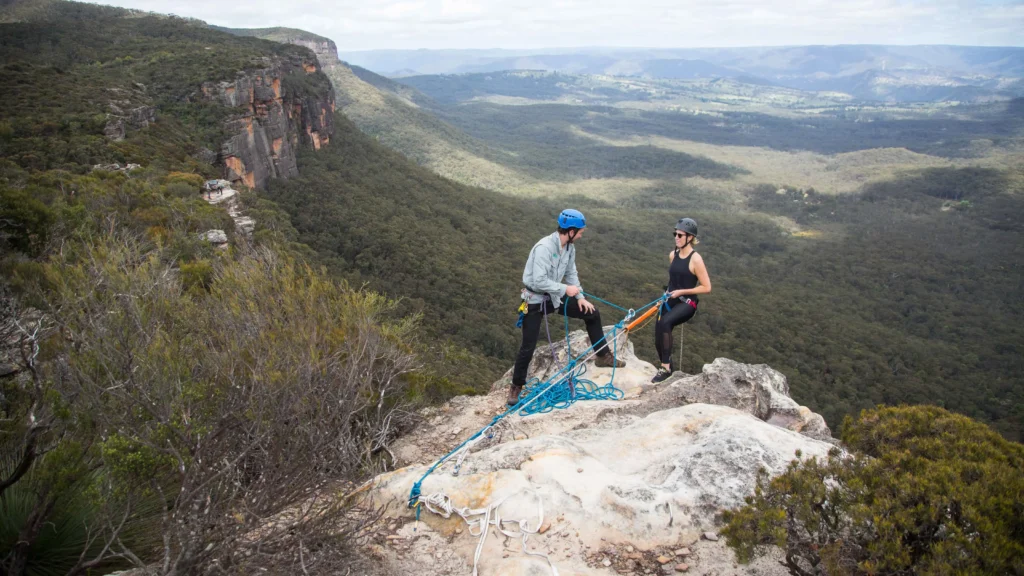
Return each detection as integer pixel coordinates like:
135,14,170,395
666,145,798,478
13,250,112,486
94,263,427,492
200,229,228,245
361,329,836,576
287,37,340,66
203,188,256,239
200,55,335,190
661,358,833,442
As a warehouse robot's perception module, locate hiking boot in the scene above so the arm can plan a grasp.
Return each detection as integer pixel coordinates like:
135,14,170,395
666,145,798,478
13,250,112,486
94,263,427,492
507,384,523,407
651,367,672,384
594,354,625,369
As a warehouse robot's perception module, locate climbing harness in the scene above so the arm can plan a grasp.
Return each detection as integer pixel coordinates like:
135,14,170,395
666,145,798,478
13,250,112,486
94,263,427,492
658,292,697,320
516,289,569,368
409,291,667,576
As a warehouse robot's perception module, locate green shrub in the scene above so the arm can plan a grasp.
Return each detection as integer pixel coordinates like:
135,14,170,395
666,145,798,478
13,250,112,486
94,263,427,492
179,258,214,293
38,239,418,572
0,186,53,255
162,181,198,199
722,405,1024,575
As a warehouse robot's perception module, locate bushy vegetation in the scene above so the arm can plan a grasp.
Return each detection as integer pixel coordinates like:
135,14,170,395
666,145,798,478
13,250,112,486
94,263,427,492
0,4,423,573
3,232,417,574
722,405,1024,575
48,239,415,573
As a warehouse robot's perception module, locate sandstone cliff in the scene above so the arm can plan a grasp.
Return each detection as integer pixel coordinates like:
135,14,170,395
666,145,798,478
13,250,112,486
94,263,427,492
285,37,339,66
200,55,335,190
359,329,836,576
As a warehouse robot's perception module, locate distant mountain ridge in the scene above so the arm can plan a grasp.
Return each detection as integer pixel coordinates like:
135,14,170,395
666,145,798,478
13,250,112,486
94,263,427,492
340,45,1024,102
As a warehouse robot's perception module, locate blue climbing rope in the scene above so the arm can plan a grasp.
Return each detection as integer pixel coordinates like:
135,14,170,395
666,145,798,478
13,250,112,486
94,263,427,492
580,291,631,314
408,292,667,509
518,338,624,415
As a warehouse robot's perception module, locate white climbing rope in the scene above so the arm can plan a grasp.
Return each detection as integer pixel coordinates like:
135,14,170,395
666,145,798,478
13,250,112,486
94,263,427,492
451,424,495,476
419,488,558,576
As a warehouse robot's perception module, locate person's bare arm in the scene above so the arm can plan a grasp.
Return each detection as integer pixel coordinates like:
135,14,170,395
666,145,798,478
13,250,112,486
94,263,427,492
689,253,712,295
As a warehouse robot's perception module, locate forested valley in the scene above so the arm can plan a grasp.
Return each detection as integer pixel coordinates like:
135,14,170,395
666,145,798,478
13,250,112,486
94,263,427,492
265,112,1023,440
1,3,1022,573
253,53,1024,441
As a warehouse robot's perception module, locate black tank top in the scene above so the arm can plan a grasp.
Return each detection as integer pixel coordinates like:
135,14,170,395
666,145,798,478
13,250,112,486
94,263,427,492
668,249,699,304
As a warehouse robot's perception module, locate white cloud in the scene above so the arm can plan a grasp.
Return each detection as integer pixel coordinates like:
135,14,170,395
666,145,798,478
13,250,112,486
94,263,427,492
85,0,1024,50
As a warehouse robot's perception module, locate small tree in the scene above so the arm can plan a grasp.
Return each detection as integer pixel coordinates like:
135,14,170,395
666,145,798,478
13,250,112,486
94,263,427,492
723,405,1024,575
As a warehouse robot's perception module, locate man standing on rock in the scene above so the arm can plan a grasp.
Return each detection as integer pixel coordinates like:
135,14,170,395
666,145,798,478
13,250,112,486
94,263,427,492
509,209,625,406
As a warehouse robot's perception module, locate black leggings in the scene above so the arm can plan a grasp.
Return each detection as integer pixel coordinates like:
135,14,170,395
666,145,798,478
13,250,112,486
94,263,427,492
654,298,697,366
512,298,609,386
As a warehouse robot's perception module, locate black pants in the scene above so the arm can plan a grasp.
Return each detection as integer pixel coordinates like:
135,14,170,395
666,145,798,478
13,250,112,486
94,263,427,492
512,298,609,387
654,298,697,366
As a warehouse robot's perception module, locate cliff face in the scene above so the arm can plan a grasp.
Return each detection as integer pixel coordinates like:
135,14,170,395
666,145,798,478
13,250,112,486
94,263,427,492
201,55,335,190
286,37,339,67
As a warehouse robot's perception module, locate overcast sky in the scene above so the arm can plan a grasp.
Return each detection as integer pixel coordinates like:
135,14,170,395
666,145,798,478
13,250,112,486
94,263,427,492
87,0,1024,51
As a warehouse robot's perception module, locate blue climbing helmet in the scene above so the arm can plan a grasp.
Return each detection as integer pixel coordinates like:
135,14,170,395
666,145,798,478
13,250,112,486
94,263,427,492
558,209,586,230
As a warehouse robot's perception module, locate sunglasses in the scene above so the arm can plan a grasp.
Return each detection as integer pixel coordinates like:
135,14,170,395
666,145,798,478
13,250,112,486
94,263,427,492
674,232,688,238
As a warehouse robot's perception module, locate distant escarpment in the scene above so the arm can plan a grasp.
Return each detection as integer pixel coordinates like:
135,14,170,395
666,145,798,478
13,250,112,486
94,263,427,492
286,37,339,67
214,26,341,67
199,54,335,190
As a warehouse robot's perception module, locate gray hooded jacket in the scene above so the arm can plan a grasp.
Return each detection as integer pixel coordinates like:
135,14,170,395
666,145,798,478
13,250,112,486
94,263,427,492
522,232,583,308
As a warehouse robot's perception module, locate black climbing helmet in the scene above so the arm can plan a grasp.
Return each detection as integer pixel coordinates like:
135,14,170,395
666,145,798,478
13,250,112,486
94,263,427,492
675,218,698,236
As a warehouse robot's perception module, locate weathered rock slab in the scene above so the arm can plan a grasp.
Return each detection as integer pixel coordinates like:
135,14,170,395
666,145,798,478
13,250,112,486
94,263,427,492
200,229,228,244
667,358,833,441
367,329,834,576
369,404,830,576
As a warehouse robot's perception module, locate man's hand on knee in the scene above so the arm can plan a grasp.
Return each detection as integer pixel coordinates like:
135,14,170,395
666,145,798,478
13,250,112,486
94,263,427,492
578,298,595,314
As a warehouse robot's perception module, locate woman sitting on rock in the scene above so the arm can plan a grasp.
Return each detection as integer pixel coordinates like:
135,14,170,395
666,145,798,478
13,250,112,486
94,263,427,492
651,218,712,384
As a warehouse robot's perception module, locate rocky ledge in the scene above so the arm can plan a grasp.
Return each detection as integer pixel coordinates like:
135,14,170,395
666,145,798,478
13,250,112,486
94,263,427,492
358,329,838,576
